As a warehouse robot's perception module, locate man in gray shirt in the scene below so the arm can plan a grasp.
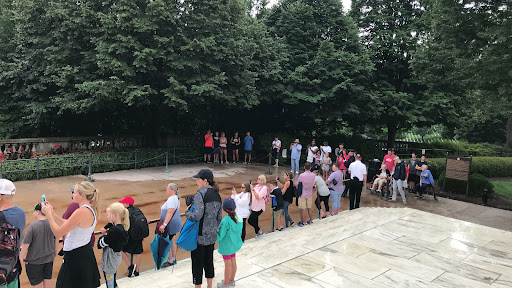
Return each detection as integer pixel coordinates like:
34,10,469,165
20,203,58,287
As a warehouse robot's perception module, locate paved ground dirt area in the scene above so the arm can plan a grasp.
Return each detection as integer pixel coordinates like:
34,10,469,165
11,163,512,287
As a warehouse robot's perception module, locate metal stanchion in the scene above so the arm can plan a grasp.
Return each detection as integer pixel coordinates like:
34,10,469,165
86,153,94,182
163,152,171,173
134,150,138,170
265,153,272,175
36,157,40,180
271,210,274,232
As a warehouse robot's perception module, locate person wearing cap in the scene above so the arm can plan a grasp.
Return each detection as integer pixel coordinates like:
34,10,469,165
289,139,302,174
159,183,182,268
20,203,58,288
116,196,145,276
186,169,222,288
0,179,26,288
215,198,243,287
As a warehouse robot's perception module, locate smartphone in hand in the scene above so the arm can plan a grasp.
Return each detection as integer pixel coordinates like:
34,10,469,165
41,194,46,204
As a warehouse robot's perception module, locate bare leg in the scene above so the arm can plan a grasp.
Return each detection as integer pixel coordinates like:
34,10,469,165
300,208,305,223
135,254,142,272
223,258,232,285
307,208,313,222
206,277,213,288
231,257,237,282
42,279,52,288
121,252,131,266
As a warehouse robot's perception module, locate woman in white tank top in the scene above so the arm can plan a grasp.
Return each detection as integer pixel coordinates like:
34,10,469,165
42,181,101,288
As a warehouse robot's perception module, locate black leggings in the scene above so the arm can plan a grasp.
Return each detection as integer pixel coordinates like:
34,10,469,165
191,244,215,285
241,218,247,242
248,210,263,234
103,272,117,288
315,195,330,212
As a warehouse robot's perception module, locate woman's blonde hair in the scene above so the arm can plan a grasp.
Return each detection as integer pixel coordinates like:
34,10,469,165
168,183,180,198
107,202,130,231
258,175,267,184
75,181,100,217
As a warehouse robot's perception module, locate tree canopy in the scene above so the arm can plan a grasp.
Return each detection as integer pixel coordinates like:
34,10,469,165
0,0,510,147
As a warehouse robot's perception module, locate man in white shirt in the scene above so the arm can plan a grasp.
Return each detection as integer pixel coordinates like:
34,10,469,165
347,154,367,210
307,140,319,169
320,141,332,159
271,137,282,167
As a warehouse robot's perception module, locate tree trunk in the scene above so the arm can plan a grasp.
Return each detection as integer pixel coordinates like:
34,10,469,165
387,124,397,149
144,108,160,148
506,114,512,148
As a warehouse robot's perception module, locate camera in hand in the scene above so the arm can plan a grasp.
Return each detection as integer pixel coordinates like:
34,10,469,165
186,195,195,207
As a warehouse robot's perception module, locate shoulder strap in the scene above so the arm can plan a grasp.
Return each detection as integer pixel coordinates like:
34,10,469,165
0,211,6,224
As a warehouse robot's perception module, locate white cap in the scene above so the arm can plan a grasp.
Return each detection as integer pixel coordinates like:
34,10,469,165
0,179,16,195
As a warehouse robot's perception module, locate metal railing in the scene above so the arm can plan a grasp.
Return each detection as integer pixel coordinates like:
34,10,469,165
0,147,204,181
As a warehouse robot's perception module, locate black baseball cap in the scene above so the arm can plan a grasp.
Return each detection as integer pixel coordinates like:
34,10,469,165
30,203,42,211
193,169,214,180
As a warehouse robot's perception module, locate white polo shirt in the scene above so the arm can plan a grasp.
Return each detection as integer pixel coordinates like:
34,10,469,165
348,160,367,181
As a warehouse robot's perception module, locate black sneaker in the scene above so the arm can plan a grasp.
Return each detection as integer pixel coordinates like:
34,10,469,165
134,271,139,277
162,262,172,268
128,264,135,277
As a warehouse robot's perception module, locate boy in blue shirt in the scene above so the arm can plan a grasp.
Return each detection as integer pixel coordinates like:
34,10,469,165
415,165,434,200
243,132,254,164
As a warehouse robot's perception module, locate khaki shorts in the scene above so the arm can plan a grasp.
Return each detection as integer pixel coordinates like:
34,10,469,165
274,209,283,219
298,197,313,209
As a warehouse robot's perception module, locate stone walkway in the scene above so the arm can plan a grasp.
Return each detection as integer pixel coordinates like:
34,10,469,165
117,207,512,288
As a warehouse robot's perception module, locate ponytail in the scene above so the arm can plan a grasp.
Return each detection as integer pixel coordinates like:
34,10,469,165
207,178,219,193
122,208,130,231
227,210,237,224
75,181,101,217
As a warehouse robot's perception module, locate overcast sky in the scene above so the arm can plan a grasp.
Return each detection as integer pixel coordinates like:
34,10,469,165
268,0,352,12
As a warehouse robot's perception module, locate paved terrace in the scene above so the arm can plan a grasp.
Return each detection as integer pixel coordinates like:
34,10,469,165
117,207,512,288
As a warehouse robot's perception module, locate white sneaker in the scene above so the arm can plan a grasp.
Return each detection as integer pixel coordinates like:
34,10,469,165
226,161,229,164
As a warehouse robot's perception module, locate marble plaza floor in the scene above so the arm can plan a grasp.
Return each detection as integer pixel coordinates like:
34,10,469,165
116,207,512,288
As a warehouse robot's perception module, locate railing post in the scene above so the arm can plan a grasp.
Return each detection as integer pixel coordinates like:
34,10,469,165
134,150,137,170
265,153,272,175
36,157,40,180
86,153,94,182
163,152,171,173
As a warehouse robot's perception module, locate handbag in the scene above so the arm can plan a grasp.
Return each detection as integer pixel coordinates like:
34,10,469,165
296,182,303,197
155,206,178,236
177,204,199,251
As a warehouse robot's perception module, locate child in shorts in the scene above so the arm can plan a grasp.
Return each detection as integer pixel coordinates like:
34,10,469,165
269,180,284,231
20,203,58,288
321,152,332,180
216,198,243,287
98,203,129,288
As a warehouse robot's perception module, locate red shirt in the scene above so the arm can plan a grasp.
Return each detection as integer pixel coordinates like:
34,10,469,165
383,155,395,172
204,134,213,147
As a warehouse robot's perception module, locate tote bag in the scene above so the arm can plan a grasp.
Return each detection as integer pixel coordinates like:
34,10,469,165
177,205,199,251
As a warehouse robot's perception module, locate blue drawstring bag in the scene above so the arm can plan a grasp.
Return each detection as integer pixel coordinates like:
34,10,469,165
177,205,199,251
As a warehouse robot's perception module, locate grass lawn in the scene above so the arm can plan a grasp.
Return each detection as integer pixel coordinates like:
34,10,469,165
493,181,512,200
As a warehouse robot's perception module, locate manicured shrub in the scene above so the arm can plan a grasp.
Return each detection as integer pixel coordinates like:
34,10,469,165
427,157,512,178
438,172,494,197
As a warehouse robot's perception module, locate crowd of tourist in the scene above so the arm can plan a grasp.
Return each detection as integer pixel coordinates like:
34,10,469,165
0,134,437,288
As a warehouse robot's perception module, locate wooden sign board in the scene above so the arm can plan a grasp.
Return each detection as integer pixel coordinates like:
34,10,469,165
445,156,471,181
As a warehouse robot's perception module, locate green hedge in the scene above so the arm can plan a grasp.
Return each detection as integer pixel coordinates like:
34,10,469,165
427,157,512,179
0,148,202,182
438,172,494,197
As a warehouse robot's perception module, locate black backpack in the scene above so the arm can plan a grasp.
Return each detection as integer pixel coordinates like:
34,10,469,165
128,207,149,241
0,211,21,286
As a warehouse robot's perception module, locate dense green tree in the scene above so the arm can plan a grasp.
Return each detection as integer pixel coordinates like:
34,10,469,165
351,0,425,147
414,0,511,146
264,0,374,135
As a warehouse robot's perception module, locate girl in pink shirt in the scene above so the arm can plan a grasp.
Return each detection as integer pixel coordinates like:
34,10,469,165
247,175,268,239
